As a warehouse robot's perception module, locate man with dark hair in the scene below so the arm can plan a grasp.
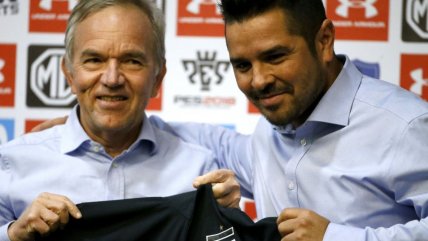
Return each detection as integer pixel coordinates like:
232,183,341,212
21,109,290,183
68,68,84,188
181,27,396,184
154,0,428,240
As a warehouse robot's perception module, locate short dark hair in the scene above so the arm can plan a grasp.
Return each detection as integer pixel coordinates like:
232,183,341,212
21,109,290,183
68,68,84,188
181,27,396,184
219,0,326,55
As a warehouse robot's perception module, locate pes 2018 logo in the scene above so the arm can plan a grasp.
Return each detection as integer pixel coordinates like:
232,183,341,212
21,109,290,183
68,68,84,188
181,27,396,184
326,0,390,41
174,50,236,108
400,54,428,101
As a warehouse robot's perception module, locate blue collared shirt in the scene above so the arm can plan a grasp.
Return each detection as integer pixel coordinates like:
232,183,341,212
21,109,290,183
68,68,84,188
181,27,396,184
0,106,218,241
151,55,428,240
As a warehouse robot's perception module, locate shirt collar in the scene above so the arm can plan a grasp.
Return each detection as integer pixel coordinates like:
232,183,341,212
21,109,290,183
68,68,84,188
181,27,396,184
60,105,158,155
273,55,362,134
307,55,362,126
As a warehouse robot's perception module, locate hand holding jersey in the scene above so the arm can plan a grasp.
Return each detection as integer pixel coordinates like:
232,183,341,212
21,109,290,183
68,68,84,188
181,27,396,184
8,193,82,241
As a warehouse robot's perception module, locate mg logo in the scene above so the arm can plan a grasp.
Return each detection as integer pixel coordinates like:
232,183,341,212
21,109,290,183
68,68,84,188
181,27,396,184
30,48,75,106
409,68,428,95
187,0,220,15
406,0,428,39
38,0,77,11
0,59,4,84
336,0,378,18
182,51,230,91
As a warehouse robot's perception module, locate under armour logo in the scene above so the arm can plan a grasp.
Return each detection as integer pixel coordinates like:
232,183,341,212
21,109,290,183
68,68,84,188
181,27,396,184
410,68,428,96
0,59,5,84
187,0,221,15
39,0,77,11
336,0,378,18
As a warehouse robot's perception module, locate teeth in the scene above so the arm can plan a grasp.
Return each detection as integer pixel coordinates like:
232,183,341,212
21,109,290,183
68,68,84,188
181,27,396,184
99,96,126,101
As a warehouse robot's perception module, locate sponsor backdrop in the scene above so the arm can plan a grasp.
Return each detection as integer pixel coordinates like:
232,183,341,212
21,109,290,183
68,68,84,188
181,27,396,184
0,0,427,219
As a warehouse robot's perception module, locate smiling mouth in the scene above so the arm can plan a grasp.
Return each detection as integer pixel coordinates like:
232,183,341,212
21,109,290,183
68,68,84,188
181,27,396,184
97,96,127,101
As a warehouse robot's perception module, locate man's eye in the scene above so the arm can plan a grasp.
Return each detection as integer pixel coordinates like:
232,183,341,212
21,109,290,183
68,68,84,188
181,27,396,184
234,62,251,72
84,58,101,64
125,59,142,65
266,53,285,63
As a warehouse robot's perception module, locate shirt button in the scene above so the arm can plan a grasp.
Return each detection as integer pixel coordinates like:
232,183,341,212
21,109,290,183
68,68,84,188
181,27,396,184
300,138,307,146
92,146,100,152
288,182,295,190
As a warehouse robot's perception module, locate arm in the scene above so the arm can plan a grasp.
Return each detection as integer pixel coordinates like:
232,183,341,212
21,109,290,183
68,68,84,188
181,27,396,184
294,114,428,241
149,115,255,198
29,116,67,132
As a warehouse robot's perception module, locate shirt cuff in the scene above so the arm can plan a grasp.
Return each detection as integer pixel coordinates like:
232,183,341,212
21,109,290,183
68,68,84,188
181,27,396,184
323,223,365,241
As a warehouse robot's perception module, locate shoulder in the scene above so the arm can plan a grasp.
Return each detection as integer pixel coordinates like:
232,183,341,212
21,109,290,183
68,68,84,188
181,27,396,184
0,125,63,152
355,76,428,124
148,116,216,157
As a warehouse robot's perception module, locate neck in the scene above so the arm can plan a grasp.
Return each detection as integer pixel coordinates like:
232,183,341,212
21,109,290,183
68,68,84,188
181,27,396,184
83,121,142,158
291,56,344,128
327,56,344,88
96,129,140,157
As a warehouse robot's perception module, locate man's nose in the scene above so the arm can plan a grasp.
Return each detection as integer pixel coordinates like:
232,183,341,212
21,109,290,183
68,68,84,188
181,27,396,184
100,60,125,87
251,64,274,90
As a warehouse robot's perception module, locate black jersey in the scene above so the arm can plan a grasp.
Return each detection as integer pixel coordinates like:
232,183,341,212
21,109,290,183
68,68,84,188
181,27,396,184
37,184,280,241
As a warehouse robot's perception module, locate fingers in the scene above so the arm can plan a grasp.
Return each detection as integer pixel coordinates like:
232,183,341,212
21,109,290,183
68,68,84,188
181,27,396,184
38,193,82,220
7,193,81,241
212,183,241,208
30,116,68,132
193,169,235,187
193,169,241,208
276,208,329,241
276,208,299,224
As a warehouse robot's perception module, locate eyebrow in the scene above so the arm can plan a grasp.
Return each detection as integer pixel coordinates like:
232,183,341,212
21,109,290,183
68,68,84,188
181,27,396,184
121,51,148,61
230,45,292,64
80,49,103,59
259,45,292,59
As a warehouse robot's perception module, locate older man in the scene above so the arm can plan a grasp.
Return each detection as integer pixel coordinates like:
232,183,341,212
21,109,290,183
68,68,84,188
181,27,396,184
0,1,239,241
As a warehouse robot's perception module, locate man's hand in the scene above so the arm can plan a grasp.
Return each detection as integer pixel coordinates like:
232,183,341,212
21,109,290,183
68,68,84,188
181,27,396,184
193,169,241,208
8,193,81,241
30,116,68,132
277,208,329,241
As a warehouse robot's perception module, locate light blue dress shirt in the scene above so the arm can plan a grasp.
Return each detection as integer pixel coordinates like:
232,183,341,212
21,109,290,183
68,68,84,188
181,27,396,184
0,106,218,241
151,55,428,240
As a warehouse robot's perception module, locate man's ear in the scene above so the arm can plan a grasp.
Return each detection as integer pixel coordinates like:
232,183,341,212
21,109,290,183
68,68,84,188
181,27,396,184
61,57,77,94
151,61,167,98
316,19,335,62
